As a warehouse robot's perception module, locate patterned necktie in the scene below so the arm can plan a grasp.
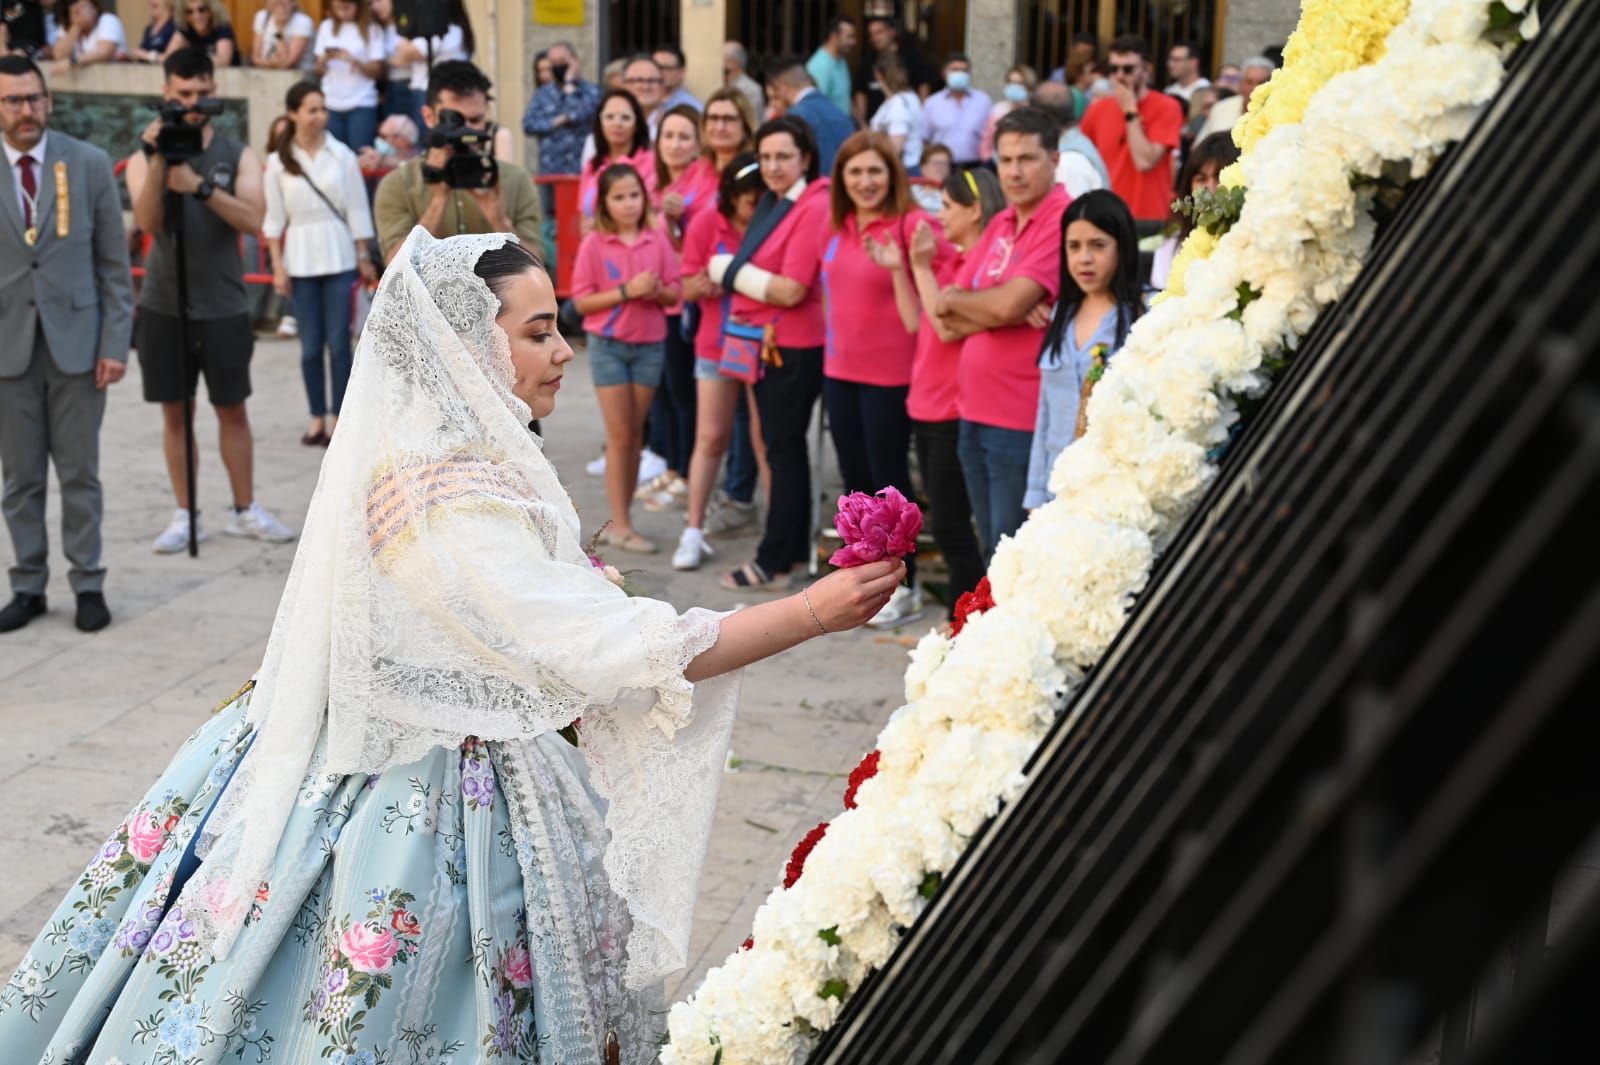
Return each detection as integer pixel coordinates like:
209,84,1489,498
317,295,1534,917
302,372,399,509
17,154,37,230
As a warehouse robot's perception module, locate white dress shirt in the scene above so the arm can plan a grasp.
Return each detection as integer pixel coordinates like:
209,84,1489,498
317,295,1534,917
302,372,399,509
4,132,47,228
315,19,387,111
262,136,375,277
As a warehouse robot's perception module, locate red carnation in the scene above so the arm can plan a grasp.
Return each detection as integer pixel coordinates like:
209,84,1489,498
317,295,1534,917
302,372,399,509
843,750,881,810
950,577,995,637
783,821,830,889
741,937,754,951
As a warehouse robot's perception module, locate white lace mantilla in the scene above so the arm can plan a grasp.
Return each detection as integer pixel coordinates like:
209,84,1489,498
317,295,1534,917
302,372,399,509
186,229,741,994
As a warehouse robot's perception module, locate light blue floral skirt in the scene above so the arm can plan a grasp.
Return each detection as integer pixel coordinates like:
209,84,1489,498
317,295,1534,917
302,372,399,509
0,683,658,1065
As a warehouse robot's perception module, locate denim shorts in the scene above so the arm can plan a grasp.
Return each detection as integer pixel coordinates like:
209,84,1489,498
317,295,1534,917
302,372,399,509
695,355,734,382
588,335,666,388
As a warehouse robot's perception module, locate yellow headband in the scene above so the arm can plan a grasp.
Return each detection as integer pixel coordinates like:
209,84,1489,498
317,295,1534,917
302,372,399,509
963,169,980,199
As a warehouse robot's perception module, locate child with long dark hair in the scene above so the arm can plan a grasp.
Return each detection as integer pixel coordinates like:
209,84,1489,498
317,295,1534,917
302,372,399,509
571,163,682,553
1024,189,1144,510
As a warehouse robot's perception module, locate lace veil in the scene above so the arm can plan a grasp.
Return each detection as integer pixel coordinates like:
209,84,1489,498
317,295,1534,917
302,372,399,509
186,228,739,992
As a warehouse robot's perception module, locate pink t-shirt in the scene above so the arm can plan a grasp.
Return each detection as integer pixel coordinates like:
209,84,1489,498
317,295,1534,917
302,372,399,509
820,210,939,387
730,179,832,350
657,156,720,231
955,184,1071,431
681,207,745,362
908,250,968,423
578,147,657,219
571,227,682,344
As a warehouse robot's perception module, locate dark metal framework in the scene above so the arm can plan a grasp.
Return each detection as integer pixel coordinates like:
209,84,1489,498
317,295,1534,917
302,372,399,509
812,1,1598,1062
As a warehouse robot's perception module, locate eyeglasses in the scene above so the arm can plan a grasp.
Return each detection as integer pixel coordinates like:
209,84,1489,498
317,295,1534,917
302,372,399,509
704,112,742,124
0,92,47,111
1109,63,1141,75
624,76,663,87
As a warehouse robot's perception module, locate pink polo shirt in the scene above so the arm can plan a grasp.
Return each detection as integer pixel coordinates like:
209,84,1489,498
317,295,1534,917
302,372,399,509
657,156,720,231
955,184,1071,431
578,148,657,219
730,179,832,350
681,206,745,362
908,249,968,423
571,226,682,343
820,209,939,387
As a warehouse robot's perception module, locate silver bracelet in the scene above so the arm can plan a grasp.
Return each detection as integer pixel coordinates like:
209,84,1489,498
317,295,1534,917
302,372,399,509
800,586,828,636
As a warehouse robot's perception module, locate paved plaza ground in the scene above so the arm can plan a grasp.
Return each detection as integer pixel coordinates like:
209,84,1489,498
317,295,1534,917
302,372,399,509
0,334,935,999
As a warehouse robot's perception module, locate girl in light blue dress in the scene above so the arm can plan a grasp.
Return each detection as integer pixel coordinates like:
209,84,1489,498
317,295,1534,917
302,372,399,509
1025,190,1147,510
0,230,906,1065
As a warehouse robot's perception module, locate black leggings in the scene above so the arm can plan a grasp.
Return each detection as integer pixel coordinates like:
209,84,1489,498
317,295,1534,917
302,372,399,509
753,345,824,575
914,418,985,617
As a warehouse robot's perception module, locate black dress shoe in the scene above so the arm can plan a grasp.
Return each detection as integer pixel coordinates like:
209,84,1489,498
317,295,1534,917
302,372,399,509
0,592,46,632
75,591,111,633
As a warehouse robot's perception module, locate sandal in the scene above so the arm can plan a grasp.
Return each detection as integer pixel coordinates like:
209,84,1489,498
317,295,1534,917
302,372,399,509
718,561,788,592
598,527,657,554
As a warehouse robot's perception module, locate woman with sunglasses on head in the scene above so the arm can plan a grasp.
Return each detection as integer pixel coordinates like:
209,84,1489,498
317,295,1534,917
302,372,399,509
166,0,235,65
578,88,654,227
905,166,1004,623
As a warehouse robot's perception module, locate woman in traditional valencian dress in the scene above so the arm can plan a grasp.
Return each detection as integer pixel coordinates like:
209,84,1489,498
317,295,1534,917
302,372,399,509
0,230,905,1065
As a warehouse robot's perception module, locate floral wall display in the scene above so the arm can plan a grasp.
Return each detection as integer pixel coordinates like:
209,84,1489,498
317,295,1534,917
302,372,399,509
662,1,1541,1061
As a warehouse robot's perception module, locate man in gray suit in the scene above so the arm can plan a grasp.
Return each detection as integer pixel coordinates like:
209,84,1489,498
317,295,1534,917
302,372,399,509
0,54,133,633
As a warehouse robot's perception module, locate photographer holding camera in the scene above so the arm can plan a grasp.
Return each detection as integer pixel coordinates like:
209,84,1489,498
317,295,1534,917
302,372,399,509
125,47,296,553
374,59,541,263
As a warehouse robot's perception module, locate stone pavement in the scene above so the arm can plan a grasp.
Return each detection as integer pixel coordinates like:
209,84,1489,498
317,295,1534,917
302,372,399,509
0,335,939,1001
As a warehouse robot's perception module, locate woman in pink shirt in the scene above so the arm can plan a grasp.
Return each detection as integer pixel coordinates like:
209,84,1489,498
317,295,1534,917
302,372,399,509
571,164,682,554
639,104,718,512
578,89,654,225
818,130,933,627
702,117,832,592
671,154,766,571
905,166,1006,621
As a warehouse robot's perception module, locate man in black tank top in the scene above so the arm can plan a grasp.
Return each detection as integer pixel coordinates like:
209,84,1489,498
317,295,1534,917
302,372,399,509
125,48,297,554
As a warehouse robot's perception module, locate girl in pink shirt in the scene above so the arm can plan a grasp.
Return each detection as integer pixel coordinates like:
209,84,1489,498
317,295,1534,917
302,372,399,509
578,89,655,224
818,130,935,627
571,163,681,555
906,166,1006,620
674,154,767,571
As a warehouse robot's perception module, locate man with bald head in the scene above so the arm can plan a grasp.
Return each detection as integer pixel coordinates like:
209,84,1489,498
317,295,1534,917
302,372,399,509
1196,54,1276,141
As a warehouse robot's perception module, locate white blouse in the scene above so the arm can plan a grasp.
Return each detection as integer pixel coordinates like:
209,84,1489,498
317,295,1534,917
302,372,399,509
253,9,315,73
262,137,375,278
314,19,387,111
406,24,465,91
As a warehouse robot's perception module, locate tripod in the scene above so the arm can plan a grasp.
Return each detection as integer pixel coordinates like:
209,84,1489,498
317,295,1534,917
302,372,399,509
163,186,201,558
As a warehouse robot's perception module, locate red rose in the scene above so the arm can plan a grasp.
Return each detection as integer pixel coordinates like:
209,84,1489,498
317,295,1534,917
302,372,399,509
163,813,181,833
390,909,421,937
950,576,995,637
783,821,829,889
843,750,880,810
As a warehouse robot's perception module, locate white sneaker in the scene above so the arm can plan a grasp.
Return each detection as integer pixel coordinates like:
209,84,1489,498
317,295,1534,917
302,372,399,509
223,502,297,543
866,585,925,630
585,451,607,476
152,509,206,554
638,448,667,485
672,527,714,571
275,315,298,338
704,493,758,537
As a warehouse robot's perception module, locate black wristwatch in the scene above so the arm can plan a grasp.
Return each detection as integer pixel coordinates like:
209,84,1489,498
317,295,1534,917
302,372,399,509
141,140,158,158
194,178,216,201
1124,110,1140,123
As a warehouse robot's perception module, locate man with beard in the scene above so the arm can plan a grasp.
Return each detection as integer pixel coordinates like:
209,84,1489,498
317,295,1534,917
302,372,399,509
1079,34,1184,230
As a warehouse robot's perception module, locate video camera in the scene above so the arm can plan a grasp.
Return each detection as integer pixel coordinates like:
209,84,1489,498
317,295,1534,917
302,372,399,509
151,97,225,165
421,108,498,190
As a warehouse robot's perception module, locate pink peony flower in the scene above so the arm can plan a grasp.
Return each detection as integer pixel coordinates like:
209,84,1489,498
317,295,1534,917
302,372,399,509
829,487,922,568
340,923,399,973
125,811,165,865
503,942,534,988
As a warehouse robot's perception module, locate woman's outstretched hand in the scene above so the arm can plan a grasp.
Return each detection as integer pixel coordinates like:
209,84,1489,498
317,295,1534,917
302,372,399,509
803,559,907,632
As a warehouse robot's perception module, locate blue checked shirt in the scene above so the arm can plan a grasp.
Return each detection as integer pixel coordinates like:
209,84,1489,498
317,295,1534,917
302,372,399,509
522,79,602,175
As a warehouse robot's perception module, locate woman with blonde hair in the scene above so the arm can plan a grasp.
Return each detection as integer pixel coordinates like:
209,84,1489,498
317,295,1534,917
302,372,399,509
167,0,236,64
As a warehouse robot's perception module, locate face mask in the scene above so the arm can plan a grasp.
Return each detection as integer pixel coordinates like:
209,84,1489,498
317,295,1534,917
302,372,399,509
946,71,971,92
375,138,395,157
1003,82,1028,103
